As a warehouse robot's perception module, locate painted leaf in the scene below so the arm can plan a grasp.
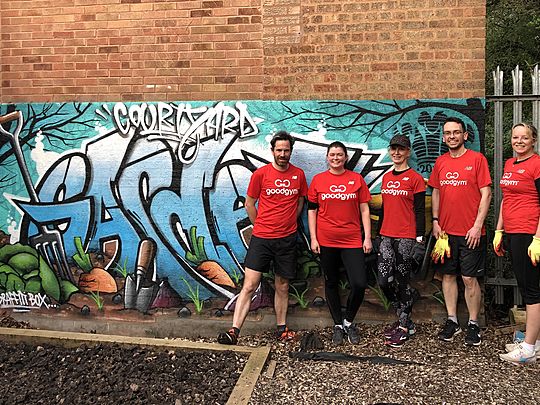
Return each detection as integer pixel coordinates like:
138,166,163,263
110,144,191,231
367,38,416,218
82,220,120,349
25,277,42,294
0,272,7,287
59,279,79,303
38,256,61,302
22,269,40,280
0,243,37,263
0,264,17,276
8,252,39,274
5,273,24,291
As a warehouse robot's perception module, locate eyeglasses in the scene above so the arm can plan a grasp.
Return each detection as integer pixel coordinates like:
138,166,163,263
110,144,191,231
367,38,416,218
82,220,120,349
443,130,463,136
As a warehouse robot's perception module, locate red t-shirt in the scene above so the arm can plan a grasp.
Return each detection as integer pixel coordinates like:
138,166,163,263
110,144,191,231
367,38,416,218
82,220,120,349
247,163,308,239
500,154,540,234
380,168,426,239
308,170,371,248
428,149,491,236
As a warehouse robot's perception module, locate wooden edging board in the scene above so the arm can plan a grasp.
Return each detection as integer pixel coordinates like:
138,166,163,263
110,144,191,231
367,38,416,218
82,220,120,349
0,327,270,405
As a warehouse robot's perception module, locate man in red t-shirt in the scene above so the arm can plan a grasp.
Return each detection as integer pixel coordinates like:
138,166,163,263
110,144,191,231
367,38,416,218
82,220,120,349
428,117,492,347
218,131,308,345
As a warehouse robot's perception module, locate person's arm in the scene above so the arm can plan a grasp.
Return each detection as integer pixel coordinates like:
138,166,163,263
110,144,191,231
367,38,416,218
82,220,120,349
414,191,426,239
534,178,540,237
360,202,372,253
245,195,258,225
431,188,442,238
307,206,320,254
296,196,305,218
465,186,492,249
496,200,504,231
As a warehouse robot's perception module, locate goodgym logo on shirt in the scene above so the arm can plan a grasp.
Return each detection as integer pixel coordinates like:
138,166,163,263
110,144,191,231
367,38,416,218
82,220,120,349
266,178,299,196
440,171,467,187
500,172,519,186
321,184,357,201
381,180,409,196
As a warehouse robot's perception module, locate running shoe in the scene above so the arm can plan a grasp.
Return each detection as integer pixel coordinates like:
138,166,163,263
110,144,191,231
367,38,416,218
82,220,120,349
499,344,537,365
344,323,360,344
464,323,481,346
332,325,345,346
276,326,296,342
505,342,540,354
437,319,462,342
384,320,416,339
217,328,238,345
384,327,409,348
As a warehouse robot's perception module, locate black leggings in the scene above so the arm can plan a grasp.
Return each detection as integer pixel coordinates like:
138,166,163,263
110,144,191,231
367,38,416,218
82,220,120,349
319,246,367,325
377,236,418,327
507,233,540,305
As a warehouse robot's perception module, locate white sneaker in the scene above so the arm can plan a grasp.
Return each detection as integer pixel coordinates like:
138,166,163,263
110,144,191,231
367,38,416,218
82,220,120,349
500,344,537,365
505,342,540,354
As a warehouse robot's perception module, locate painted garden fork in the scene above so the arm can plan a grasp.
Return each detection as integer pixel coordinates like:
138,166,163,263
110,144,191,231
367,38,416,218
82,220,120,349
0,110,75,283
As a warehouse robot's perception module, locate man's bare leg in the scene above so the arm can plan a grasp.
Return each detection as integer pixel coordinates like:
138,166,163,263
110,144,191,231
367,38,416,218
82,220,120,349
274,274,290,326
232,268,262,329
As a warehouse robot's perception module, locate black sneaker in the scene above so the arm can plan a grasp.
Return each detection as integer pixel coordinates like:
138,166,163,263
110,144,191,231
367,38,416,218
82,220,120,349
344,324,360,344
437,319,462,342
465,323,481,346
217,328,238,345
332,325,345,346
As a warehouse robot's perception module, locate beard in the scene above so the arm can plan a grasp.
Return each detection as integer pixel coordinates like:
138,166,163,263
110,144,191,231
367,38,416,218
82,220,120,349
274,156,290,167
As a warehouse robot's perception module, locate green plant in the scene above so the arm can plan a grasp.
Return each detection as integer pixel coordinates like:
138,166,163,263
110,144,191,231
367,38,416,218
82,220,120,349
181,277,204,314
289,285,309,309
88,290,104,311
368,270,391,311
431,282,446,306
72,236,93,273
368,283,392,311
262,270,275,281
114,257,129,278
229,266,243,287
338,279,350,290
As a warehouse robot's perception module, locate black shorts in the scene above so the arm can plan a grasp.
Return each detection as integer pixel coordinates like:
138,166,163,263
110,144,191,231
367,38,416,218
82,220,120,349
244,233,297,279
434,234,486,277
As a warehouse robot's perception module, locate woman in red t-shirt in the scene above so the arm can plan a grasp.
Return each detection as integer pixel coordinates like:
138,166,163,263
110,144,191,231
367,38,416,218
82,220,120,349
377,134,426,348
308,141,372,345
495,123,540,365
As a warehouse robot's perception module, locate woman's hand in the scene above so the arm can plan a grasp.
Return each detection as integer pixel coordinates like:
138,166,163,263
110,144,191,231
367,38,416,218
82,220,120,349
363,237,372,254
310,239,320,254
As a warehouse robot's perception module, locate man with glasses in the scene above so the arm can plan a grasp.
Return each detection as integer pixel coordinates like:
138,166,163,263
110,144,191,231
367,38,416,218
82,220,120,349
428,117,492,346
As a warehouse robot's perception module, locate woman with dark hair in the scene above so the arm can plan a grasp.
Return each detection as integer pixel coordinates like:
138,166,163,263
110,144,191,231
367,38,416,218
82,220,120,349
495,123,540,365
377,134,426,348
308,141,372,345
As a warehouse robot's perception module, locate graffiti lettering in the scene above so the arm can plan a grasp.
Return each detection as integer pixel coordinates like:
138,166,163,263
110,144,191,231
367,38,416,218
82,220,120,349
0,291,50,310
110,101,260,164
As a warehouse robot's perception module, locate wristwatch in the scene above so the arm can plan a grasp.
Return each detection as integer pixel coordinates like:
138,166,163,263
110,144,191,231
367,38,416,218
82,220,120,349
416,236,425,243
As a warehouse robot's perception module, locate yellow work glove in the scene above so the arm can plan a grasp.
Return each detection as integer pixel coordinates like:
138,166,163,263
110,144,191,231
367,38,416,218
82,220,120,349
493,229,505,256
527,236,540,266
431,232,451,264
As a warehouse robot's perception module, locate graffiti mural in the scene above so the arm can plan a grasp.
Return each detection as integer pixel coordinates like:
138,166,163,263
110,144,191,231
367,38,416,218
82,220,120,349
0,99,485,314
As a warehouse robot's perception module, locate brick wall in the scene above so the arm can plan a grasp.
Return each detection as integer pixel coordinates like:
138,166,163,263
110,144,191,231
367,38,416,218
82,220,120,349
0,0,485,103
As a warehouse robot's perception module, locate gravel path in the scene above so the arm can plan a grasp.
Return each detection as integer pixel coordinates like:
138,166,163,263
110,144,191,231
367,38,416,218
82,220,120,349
2,313,539,404
245,323,539,405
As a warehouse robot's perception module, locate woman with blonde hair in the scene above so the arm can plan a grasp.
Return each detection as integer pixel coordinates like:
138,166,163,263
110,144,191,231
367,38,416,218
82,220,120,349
495,123,540,364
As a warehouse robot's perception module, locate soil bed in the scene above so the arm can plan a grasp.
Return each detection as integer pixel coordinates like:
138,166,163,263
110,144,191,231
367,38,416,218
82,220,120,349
0,340,246,405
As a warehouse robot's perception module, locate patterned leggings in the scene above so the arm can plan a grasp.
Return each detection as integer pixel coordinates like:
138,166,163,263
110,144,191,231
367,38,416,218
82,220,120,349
377,236,418,327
